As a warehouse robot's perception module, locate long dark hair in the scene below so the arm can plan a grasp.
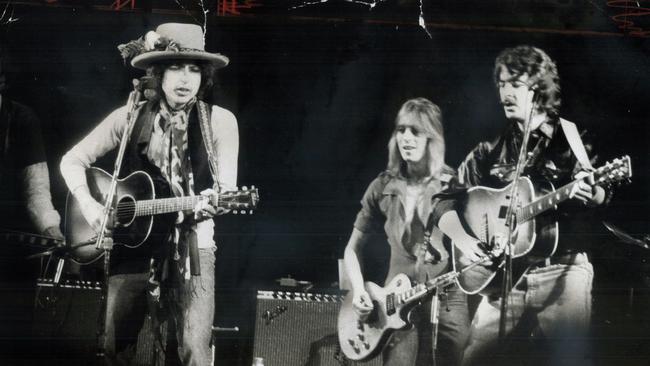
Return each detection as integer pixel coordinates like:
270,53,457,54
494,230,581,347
494,45,561,119
145,59,217,102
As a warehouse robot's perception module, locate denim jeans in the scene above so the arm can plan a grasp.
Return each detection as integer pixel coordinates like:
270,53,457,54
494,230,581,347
167,248,216,366
382,284,470,366
104,248,216,366
462,252,594,366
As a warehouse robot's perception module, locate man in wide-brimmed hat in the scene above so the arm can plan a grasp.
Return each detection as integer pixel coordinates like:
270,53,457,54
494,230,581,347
60,23,238,365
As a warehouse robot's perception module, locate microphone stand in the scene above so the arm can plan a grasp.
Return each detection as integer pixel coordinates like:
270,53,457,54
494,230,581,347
95,83,143,360
498,90,537,340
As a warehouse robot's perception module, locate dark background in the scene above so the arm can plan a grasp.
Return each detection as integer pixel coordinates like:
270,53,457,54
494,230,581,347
1,1,649,364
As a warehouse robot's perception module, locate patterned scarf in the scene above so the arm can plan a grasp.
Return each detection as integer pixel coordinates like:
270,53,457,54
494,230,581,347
147,98,197,279
148,98,196,197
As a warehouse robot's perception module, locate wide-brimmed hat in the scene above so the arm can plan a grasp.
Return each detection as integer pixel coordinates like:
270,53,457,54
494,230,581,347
129,23,229,70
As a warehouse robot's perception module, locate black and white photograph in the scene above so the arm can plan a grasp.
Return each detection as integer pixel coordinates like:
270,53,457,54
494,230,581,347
0,1,648,365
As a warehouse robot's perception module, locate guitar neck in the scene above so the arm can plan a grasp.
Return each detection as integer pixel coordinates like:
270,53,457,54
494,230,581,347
395,271,460,306
116,188,257,219
388,255,496,313
134,196,216,217
516,179,579,224
515,156,631,224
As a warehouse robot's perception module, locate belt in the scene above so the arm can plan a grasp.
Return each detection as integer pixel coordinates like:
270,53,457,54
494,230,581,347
532,252,589,268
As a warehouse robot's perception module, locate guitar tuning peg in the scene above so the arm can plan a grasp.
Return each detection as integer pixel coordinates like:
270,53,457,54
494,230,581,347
249,210,253,215
233,210,239,215
242,186,248,191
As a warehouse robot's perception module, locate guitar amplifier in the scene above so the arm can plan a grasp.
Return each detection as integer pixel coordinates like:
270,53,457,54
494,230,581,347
32,278,103,361
252,290,382,366
32,278,164,365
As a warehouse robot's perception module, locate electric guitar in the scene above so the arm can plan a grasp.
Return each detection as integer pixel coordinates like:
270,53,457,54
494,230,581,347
452,155,632,295
64,167,259,264
336,271,456,361
337,251,501,361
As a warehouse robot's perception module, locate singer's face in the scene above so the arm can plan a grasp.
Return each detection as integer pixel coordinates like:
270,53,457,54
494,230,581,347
162,62,202,109
497,68,533,123
395,116,428,164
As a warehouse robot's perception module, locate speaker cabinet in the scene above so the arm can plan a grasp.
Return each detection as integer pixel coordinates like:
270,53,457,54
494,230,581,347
252,291,381,366
32,278,164,365
32,278,104,360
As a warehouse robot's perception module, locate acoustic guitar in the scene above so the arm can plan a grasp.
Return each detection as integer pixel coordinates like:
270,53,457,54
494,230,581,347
452,155,631,295
64,167,259,264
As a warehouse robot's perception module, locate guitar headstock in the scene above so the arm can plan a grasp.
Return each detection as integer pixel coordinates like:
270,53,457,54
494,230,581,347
219,186,260,214
594,155,632,187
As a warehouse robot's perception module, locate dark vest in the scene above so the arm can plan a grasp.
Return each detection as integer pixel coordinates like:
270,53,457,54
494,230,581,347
111,100,214,274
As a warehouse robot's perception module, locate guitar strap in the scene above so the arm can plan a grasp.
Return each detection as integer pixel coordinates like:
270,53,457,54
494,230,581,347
559,118,593,170
196,101,221,192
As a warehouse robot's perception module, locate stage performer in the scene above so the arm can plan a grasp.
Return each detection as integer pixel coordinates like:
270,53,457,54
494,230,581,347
435,45,613,366
60,23,238,366
343,98,472,365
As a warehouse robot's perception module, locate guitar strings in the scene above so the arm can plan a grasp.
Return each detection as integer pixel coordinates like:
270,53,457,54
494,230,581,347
115,195,246,219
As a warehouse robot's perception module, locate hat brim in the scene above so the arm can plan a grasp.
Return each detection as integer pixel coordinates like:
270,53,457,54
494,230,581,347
131,51,229,70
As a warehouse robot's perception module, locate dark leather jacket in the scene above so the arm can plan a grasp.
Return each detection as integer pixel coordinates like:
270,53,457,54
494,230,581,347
456,119,612,254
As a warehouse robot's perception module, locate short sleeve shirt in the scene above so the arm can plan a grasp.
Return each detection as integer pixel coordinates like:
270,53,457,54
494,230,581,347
353,169,457,283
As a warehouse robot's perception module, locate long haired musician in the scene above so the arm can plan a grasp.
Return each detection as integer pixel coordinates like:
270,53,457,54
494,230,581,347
343,98,472,365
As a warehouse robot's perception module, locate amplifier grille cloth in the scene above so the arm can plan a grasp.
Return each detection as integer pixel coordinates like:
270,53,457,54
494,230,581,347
252,291,381,366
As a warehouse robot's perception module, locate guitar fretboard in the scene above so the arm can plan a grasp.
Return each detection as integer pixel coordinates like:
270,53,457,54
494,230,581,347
393,271,460,306
133,196,211,216
516,181,577,223
394,283,427,306
116,196,229,218
515,155,631,224
389,256,494,311
114,188,257,221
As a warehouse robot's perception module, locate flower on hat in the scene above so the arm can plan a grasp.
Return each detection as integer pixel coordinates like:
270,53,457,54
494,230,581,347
117,38,146,64
144,31,180,53
143,31,160,51
118,31,181,64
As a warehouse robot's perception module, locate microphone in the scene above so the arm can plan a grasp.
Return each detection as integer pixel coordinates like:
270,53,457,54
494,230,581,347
132,76,160,101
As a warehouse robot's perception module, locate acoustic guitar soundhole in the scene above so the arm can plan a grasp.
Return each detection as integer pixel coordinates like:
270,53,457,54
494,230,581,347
116,196,137,226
